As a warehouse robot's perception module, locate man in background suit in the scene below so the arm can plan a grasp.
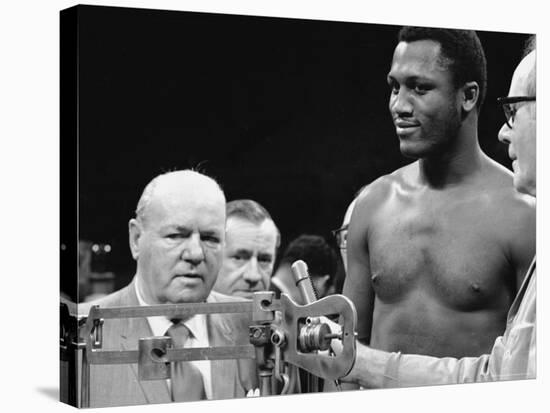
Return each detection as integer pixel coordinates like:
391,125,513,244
79,170,257,407
213,199,279,299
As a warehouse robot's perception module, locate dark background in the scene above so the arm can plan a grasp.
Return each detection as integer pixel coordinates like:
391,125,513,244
69,5,531,295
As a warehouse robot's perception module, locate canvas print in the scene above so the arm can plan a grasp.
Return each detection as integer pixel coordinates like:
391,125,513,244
60,4,536,408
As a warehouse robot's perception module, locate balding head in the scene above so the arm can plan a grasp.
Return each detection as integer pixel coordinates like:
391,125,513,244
515,50,536,104
136,170,225,228
129,170,227,305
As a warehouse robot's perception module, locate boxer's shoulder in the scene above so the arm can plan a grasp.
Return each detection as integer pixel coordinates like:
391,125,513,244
357,164,408,200
354,164,416,218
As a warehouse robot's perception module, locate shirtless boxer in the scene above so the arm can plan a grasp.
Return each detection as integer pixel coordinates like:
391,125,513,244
342,27,535,359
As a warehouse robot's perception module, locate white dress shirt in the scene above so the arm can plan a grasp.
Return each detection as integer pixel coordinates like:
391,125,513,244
134,278,213,399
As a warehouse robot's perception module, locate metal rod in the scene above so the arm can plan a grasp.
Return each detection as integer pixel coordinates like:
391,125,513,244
291,260,318,304
259,369,273,396
88,345,256,365
81,345,90,408
92,302,256,319
168,345,256,361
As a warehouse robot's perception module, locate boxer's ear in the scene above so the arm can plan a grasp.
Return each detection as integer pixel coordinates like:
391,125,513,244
128,218,142,260
461,81,479,113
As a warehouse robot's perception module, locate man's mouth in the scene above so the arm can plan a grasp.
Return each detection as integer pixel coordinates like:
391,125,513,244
174,273,202,280
394,119,420,128
394,119,420,135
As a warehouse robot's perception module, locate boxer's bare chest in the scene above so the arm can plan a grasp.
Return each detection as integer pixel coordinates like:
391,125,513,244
367,189,513,311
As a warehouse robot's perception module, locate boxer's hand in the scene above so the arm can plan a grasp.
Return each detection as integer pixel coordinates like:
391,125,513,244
319,316,344,356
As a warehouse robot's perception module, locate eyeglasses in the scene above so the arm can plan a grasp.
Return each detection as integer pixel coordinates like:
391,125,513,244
331,224,349,250
497,96,536,129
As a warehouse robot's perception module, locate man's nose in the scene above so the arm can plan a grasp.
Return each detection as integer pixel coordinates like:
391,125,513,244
181,233,205,265
390,88,413,116
243,258,262,284
498,123,511,145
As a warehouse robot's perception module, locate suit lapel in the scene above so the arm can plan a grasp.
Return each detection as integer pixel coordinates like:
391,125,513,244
206,293,243,399
101,286,248,403
208,311,238,399
118,280,172,404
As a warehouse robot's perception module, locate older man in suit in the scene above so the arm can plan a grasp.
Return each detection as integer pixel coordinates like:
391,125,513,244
79,170,256,407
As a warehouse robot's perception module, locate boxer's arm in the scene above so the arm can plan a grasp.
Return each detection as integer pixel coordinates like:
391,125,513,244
342,195,375,346
338,196,374,391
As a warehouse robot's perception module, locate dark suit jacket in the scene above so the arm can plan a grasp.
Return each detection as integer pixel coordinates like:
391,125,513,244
78,278,256,407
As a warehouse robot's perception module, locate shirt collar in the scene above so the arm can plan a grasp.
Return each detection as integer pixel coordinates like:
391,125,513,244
134,277,208,341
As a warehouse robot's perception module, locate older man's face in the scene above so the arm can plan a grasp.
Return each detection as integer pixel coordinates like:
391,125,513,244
132,187,225,305
213,217,278,299
498,51,536,196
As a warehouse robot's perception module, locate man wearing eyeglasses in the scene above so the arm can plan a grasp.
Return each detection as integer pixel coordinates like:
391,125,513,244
342,27,535,372
497,97,536,196
330,187,365,297
326,37,536,387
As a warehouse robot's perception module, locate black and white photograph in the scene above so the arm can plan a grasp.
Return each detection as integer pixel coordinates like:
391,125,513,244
58,3,538,409
2,1,547,413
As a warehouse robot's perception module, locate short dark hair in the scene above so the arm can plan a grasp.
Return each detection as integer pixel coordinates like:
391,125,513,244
226,199,280,247
280,234,338,283
398,26,488,111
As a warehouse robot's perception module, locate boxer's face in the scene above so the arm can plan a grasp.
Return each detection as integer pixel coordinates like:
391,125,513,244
498,51,536,196
214,217,278,299
388,40,462,159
